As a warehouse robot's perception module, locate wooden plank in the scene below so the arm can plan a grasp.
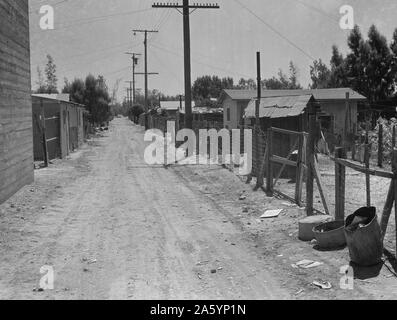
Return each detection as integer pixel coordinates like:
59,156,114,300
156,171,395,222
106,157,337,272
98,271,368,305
266,129,274,195
295,134,305,206
331,158,394,179
306,109,316,216
270,155,297,168
312,158,330,215
378,124,383,168
364,143,371,207
393,150,397,260
270,127,307,136
335,147,346,221
40,98,49,167
273,138,299,186
381,181,395,239
256,142,268,189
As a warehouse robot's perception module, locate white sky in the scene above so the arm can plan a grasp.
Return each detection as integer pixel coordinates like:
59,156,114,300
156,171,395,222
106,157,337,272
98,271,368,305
28,0,397,101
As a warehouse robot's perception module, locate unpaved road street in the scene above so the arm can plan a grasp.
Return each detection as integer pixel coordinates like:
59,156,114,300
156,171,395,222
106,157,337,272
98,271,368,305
0,118,288,299
1,118,396,300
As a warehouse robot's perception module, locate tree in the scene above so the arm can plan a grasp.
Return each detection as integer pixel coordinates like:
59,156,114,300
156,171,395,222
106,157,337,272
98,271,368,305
365,25,395,101
310,59,331,89
35,66,47,93
192,75,234,100
392,29,397,95
262,61,302,89
44,54,58,94
129,104,145,123
329,45,349,88
311,25,397,101
62,78,85,104
288,61,302,89
63,74,111,125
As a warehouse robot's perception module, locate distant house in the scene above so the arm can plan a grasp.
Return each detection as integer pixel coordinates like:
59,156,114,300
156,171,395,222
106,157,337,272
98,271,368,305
180,105,223,126
220,88,367,136
32,95,86,161
220,90,257,129
0,1,33,203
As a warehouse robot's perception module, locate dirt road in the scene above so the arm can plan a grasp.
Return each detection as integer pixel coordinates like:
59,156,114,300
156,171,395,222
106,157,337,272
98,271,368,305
1,118,396,300
0,118,291,300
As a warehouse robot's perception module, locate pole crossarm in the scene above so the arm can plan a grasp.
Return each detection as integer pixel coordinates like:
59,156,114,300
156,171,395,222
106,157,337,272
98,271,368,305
152,3,219,9
132,30,159,33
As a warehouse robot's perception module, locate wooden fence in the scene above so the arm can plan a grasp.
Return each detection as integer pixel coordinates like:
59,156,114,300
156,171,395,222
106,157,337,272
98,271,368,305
332,147,397,259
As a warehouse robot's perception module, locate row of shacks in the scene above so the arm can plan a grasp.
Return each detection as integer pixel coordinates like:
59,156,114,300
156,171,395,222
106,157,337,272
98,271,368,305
0,0,88,204
220,88,369,153
31,94,87,162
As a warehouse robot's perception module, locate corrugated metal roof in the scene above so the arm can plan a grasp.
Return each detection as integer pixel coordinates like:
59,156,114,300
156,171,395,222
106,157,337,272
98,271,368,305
32,94,85,107
223,88,367,101
180,106,223,115
160,100,196,111
244,95,313,119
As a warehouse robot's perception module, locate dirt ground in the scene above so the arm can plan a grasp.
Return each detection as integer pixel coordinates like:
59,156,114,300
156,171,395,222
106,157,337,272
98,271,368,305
0,118,396,300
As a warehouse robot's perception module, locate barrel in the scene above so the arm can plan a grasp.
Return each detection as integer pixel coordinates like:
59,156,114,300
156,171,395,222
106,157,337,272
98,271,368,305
344,207,383,266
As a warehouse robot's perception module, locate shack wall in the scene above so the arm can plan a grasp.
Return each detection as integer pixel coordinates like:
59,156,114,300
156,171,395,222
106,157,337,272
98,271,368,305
0,0,33,203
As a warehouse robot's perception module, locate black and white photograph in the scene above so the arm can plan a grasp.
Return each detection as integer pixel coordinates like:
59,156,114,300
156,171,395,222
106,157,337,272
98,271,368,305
1,0,397,304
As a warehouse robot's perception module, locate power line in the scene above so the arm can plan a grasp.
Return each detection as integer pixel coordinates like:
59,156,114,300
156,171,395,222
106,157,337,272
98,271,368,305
232,0,315,61
290,0,339,23
149,42,252,79
29,8,153,34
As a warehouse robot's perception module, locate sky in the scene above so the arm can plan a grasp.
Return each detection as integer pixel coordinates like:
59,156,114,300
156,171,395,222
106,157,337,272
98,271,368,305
28,0,397,102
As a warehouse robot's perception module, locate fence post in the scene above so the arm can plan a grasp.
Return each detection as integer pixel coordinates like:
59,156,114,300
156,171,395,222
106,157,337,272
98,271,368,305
393,149,397,260
306,106,316,216
335,147,346,221
393,125,396,149
40,98,49,167
378,123,383,168
364,143,371,207
266,128,273,195
256,131,265,188
295,134,304,206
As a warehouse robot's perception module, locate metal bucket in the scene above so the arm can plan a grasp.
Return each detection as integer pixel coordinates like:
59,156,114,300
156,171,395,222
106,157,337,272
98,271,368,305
344,207,383,266
313,221,346,250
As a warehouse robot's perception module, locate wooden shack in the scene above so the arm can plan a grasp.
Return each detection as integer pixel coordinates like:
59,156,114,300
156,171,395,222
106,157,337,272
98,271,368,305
244,94,317,179
32,95,85,161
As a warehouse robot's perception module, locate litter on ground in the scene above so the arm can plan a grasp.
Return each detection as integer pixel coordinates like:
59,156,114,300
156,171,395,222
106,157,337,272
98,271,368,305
292,260,324,269
261,209,283,219
312,280,332,290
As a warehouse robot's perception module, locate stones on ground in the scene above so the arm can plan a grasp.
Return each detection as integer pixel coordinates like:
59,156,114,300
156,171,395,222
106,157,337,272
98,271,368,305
243,207,249,213
211,269,217,274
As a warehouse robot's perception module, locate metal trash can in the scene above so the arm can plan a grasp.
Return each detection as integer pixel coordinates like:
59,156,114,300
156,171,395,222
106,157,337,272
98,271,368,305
344,207,383,266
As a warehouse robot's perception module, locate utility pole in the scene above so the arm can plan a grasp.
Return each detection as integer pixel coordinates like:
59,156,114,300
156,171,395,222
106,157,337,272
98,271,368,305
126,87,130,106
255,52,261,125
132,30,159,112
125,81,133,108
152,1,219,129
125,52,142,105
